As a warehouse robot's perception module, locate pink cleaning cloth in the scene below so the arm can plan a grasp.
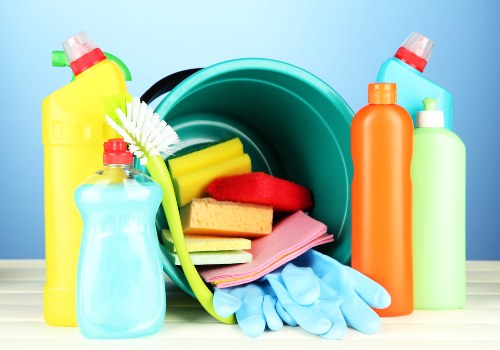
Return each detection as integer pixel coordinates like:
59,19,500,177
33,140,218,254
199,211,333,288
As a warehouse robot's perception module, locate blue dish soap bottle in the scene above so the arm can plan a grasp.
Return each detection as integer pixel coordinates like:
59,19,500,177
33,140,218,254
75,138,165,338
376,32,453,129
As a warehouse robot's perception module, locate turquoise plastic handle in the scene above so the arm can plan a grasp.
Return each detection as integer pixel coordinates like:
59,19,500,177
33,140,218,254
51,50,132,82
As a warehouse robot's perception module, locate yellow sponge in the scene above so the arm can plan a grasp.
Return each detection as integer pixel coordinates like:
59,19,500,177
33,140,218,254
161,229,251,252
168,138,244,178
181,198,273,238
173,154,251,207
167,137,252,207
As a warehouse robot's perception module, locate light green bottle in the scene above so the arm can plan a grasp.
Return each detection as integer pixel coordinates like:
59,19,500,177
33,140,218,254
412,98,466,309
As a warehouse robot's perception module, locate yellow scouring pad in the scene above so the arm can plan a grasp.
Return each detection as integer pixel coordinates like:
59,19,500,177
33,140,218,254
167,137,245,178
161,229,251,252
173,154,251,207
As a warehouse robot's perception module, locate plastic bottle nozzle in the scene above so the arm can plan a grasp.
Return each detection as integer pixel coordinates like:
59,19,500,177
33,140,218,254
417,98,444,128
63,32,97,63
395,32,434,73
63,31,106,76
423,98,438,111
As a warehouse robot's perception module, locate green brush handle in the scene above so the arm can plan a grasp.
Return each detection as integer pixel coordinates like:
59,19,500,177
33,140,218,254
146,155,236,325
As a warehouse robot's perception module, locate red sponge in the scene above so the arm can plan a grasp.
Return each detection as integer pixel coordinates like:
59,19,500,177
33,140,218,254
206,172,313,212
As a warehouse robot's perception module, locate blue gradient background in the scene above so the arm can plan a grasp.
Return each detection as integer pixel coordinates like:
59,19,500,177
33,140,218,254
0,0,498,259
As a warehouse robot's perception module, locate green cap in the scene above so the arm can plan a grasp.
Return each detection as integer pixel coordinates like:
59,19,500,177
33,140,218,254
418,97,444,127
423,97,438,111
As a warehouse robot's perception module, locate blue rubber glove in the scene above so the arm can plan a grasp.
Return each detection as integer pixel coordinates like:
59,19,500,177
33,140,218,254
212,260,335,337
266,249,391,339
212,279,284,337
213,249,390,339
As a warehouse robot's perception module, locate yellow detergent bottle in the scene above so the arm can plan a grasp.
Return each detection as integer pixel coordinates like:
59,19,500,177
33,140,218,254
42,32,128,326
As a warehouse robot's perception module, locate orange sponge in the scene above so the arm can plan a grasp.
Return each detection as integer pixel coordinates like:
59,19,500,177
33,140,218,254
206,172,313,212
180,198,273,238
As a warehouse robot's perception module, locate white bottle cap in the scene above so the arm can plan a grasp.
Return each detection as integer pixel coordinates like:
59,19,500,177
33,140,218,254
63,31,98,63
417,98,444,128
395,32,434,72
401,32,434,62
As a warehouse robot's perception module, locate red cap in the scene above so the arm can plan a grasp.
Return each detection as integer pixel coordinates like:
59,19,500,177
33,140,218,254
394,47,428,73
70,48,106,76
394,32,434,73
63,32,107,76
103,138,133,165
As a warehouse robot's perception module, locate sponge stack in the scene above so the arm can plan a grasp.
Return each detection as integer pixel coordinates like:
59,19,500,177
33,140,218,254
161,229,252,266
162,137,263,266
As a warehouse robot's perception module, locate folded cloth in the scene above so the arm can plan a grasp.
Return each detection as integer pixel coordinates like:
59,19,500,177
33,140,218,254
199,211,333,288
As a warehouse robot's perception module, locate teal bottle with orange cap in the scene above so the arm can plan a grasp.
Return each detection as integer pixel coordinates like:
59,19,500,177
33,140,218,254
412,98,466,309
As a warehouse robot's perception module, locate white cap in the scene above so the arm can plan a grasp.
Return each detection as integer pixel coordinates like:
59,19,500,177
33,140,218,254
62,31,98,63
401,32,434,62
417,98,444,128
395,32,434,72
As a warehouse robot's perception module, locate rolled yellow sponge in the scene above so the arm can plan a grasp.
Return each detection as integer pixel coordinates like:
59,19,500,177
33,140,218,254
167,138,245,178
181,198,273,238
173,154,251,207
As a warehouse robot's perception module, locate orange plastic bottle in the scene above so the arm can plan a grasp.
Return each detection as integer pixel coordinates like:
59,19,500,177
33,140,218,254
351,83,414,316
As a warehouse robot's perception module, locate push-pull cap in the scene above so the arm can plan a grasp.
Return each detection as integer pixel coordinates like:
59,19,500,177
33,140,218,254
417,98,444,128
368,83,397,104
394,32,434,73
103,138,133,165
63,31,106,76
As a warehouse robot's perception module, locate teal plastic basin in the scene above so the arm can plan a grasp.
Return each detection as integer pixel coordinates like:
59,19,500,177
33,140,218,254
137,58,353,298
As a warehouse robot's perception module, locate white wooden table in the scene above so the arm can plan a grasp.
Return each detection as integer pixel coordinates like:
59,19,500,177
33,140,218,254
0,260,499,350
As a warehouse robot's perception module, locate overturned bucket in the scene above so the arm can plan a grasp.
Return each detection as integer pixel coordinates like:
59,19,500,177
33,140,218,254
137,58,353,318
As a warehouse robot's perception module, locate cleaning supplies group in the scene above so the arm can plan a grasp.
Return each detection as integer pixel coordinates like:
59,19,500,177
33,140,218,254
152,133,332,285
102,91,374,340
214,31,466,337
42,30,465,340
352,32,465,317
103,92,360,335
104,96,388,340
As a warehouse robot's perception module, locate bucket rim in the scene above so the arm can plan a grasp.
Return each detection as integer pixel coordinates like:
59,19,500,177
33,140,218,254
156,57,353,123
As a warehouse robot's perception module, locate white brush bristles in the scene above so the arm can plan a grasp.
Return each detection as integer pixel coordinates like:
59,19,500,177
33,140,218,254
105,96,180,165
